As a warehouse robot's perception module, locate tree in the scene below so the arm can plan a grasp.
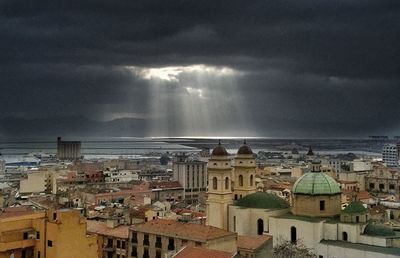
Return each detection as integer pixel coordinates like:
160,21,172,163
273,238,316,258
160,154,170,165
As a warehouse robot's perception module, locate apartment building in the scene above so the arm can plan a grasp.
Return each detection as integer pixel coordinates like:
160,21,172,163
87,220,130,258
0,207,97,258
129,219,236,258
172,154,207,203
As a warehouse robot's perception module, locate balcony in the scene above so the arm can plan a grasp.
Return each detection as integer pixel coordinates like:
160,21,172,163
0,239,36,252
103,245,115,252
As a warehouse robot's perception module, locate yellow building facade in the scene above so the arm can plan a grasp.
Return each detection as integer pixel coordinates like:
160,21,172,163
0,207,97,258
206,142,233,230
232,142,257,200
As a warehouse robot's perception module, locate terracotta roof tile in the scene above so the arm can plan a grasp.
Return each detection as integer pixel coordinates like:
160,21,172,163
369,205,387,215
131,219,235,242
86,220,129,239
237,235,272,251
174,246,233,258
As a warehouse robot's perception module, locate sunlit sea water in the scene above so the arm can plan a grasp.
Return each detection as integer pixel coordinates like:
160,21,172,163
0,137,386,162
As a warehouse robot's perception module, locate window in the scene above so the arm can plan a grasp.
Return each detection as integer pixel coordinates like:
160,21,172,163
156,250,161,258
53,212,57,220
23,232,28,240
369,183,375,189
250,175,254,186
36,231,40,240
131,247,137,257
389,184,395,190
319,256,323,258
233,216,236,231
225,177,229,190
290,226,297,244
47,240,53,247
257,219,264,235
356,216,360,223
168,238,175,250
37,251,40,258
379,184,384,190
121,240,126,249
320,200,325,211
239,175,243,186
212,177,217,190
107,238,113,247
117,240,121,248
143,234,149,246
343,232,348,241
143,248,149,258
234,194,238,200
131,233,137,243
156,236,162,248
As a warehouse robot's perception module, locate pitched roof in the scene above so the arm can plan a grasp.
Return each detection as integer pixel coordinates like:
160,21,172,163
369,205,387,215
173,246,233,258
237,235,272,251
131,219,235,242
86,220,129,239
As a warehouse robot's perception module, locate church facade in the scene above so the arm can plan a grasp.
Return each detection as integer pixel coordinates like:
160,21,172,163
206,142,400,258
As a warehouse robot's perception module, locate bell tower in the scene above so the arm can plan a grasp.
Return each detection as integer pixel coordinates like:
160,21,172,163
233,140,256,200
206,141,233,230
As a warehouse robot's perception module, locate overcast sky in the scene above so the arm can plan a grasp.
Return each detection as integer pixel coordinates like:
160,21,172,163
1,0,399,138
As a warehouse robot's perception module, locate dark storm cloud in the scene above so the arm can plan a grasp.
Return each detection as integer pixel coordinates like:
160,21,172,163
0,0,399,137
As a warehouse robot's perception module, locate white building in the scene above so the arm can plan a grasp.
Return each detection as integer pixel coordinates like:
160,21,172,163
104,169,140,183
172,153,207,203
205,143,400,258
269,166,400,258
382,144,399,167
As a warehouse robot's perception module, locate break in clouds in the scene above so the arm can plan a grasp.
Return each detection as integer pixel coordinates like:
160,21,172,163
0,0,400,138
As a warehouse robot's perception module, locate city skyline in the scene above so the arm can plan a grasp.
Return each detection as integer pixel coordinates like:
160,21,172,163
1,1,400,138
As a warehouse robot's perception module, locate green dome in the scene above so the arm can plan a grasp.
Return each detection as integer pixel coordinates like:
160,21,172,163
364,224,395,236
235,192,289,209
343,201,367,214
293,172,340,195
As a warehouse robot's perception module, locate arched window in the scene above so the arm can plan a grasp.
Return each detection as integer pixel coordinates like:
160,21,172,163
239,175,243,186
257,219,264,235
225,177,229,190
212,177,217,190
343,232,348,241
291,226,297,243
250,175,254,186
